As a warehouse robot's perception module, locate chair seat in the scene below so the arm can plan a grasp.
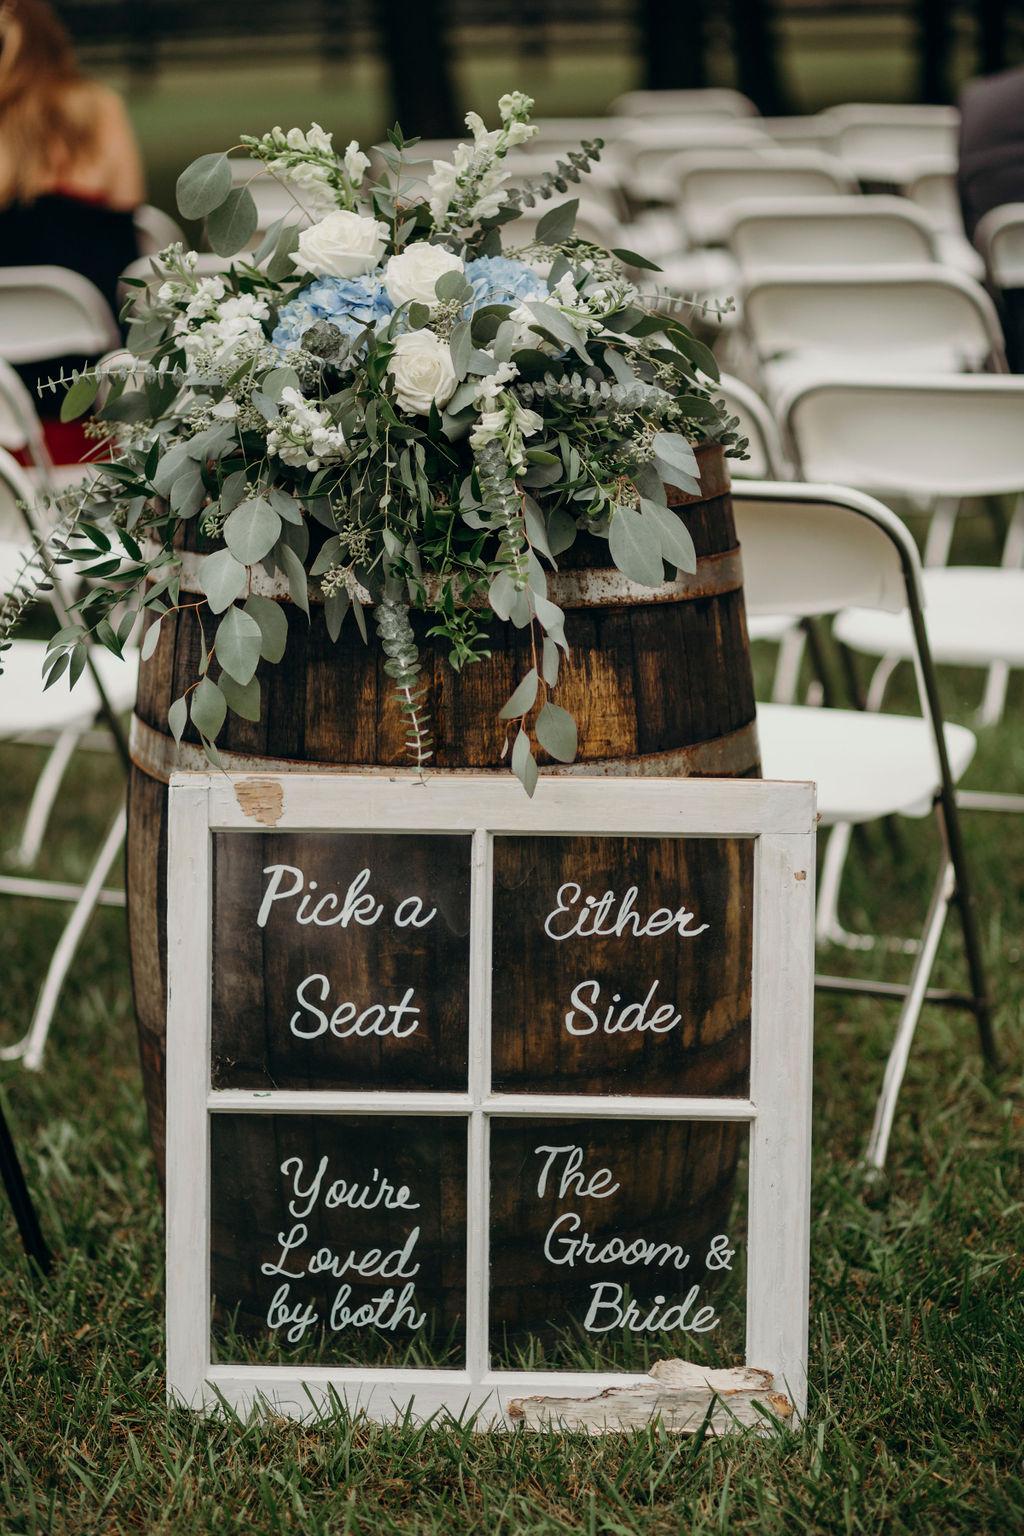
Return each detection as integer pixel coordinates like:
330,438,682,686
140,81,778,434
1,639,138,735
834,566,1024,668
757,701,976,823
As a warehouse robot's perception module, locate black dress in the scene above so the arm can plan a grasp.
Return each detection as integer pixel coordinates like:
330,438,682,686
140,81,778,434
0,191,138,402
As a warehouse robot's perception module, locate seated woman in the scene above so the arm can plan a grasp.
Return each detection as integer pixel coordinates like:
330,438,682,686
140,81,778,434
0,0,145,440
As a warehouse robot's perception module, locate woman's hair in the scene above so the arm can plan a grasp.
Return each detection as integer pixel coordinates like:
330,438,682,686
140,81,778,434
0,0,99,202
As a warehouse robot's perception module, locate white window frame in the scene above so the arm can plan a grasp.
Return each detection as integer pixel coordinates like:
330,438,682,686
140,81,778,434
166,771,816,1427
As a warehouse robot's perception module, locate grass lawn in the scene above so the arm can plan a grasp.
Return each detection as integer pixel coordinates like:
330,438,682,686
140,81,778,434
1,615,1022,1531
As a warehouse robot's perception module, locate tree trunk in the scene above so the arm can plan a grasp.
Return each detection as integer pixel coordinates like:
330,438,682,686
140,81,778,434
638,0,709,91
914,0,954,104
730,0,787,116
371,0,460,140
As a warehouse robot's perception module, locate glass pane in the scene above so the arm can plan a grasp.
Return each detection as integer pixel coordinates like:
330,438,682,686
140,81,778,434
210,1114,467,1368
491,835,753,1096
211,831,471,1091
489,1118,747,1372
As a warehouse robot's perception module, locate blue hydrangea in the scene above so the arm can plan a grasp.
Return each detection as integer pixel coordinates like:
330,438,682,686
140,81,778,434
463,255,548,313
272,274,393,354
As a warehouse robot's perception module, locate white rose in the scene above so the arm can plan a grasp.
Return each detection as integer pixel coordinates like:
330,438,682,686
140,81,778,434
293,210,388,279
387,330,458,415
384,244,464,308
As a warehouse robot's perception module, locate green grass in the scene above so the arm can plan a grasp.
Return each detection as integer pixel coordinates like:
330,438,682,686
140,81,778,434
1,624,1022,1531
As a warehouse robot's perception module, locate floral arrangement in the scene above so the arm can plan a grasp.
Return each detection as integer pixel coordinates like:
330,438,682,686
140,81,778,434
7,93,744,791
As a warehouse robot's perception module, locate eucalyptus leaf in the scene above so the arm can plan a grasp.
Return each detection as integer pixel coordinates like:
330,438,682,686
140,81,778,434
199,548,248,613
267,486,304,524
176,151,232,219
59,373,99,423
536,701,577,763
608,501,664,587
523,300,591,363
535,198,579,244
263,367,301,404
641,498,697,575
168,695,188,746
542,636,561,688
151,440,195,497
277,542,310,616
141,616,163,662
265,223,301,281
309,535,343,577
324,588,351,642
449,320,472,379
207,186,259,257
214,605,263,685
219,672,261,722
610,245,663,272
224,498,282,566
546,506,577,556
244,594,289,663
499,666,539,721
190,676,227,740
169,461,206,519
511,727,538,797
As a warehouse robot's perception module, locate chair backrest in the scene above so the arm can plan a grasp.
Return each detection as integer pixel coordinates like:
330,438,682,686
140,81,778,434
759,115,841,155
732,479,918,620
611,88,759,119
675,153,860,246
0,267,121,365
899,155,961,232
133,203,187,257
974,203,1024,289
726,195,939,275
0,442,45,545
742,264,1007,373
780,374,1024,499
618,123,772,202
832,118,960,181
716,374,789,479
0,358,53,469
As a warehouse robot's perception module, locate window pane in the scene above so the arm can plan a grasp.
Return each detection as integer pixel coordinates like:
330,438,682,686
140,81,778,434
210,1114,467,1368
489,1118,747,1372
211,831,471,1091
491,835,752,1096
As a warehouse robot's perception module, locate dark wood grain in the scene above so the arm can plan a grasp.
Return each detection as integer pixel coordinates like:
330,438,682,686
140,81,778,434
210,1114,467,1366
489,1118,747,1353
211,831,471,1091
491,835,752,1097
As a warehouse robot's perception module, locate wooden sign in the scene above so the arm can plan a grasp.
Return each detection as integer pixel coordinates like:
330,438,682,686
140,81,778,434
166,772,815,1430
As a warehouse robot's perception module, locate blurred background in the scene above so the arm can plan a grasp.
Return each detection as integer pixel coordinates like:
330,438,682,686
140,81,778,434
50,0,1024,225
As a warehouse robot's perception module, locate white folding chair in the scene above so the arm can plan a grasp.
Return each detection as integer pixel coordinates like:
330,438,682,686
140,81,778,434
741,265,1008,397
734,479,995,1169
716,376,804,700
0,448,137,1070
760,115,841,155
726,195,940,277
0,358,97,496
610,88,760,119
781,373,1024,745
0,266,121,367
821,102,960,182
672,150,857,248
133,203,187,257
617,123,773,205
974,202,1024,289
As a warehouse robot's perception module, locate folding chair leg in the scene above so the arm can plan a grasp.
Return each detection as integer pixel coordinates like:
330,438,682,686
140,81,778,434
922,496,961,567
864,860,955,1171
977,661,1010,728
0,803,126,1073
770,627,807,704
816,821,919,954
11,728,79,870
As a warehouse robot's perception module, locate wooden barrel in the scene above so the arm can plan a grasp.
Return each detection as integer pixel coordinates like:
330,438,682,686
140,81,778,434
127,441,759,1348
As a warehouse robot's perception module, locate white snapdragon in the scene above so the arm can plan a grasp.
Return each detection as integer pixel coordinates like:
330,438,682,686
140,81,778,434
387,330,458,415
428,98,538,232
294,210,389,279
266,386,347,470
343,140,370,186
469,373,542,471
384,244,464,308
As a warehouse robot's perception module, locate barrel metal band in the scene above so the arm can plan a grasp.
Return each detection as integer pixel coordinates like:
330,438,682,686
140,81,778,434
129,713,760,784
156,545,744,609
